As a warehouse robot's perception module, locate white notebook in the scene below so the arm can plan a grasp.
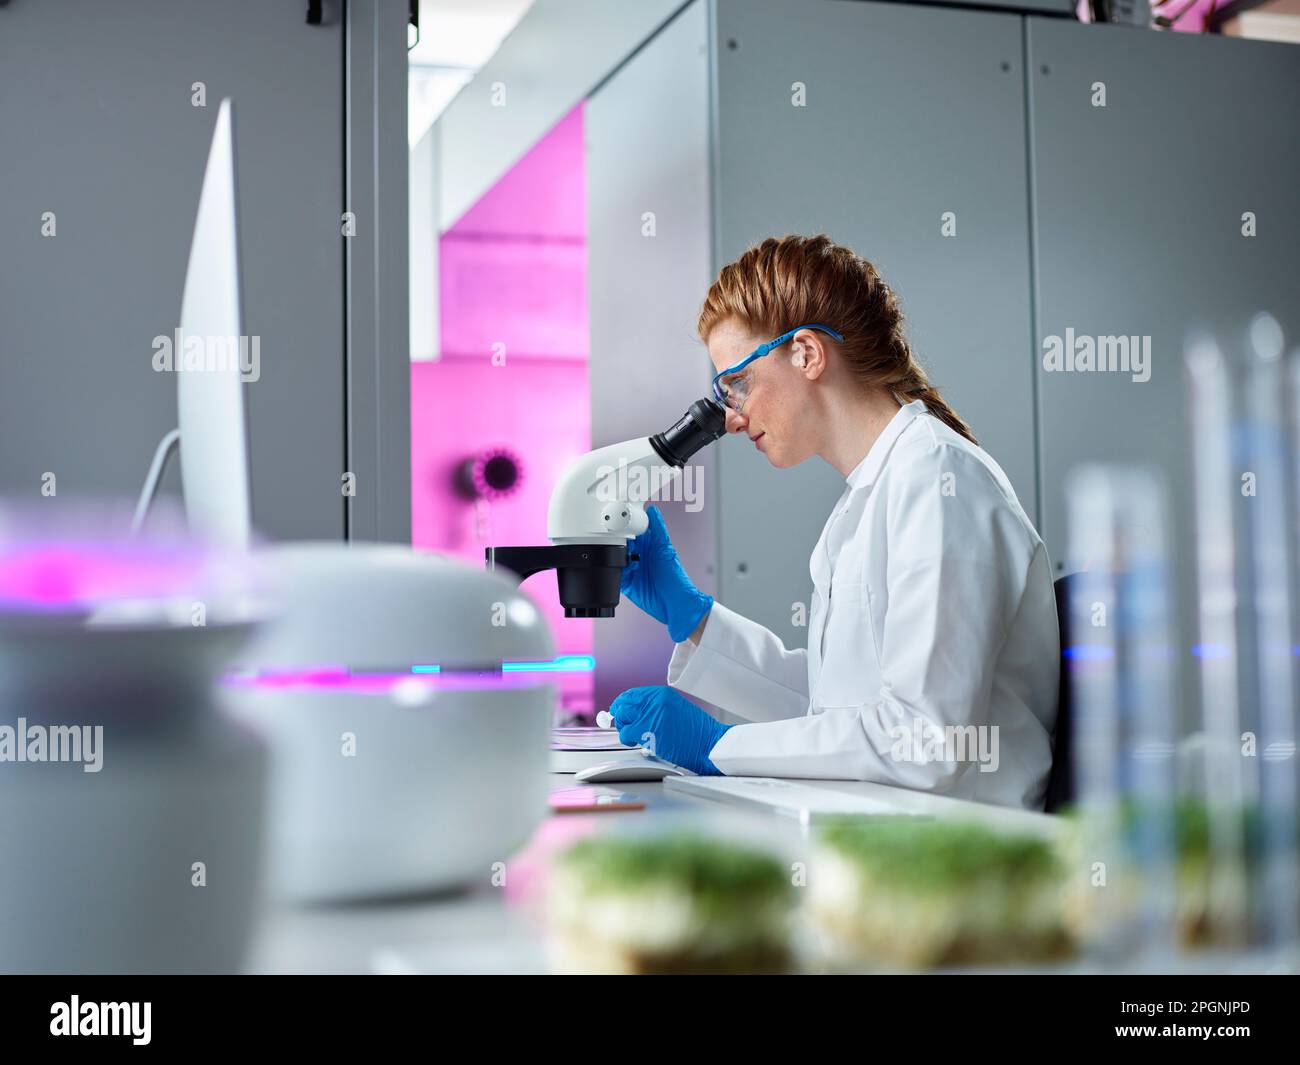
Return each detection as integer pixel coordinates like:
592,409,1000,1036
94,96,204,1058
551,727,632,774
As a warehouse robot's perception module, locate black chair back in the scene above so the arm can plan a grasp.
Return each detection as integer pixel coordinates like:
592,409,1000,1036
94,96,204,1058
1043,573,1077,813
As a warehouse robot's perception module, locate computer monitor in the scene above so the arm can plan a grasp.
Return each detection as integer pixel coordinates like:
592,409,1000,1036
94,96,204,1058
133,98,253,549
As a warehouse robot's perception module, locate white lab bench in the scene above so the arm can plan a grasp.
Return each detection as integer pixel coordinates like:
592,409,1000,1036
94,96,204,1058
247,772,1293,976
248,772,1067,975
248,776,756,974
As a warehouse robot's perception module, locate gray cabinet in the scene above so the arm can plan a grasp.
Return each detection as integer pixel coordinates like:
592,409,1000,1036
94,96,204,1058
587,0,1299,711
1029,19,1300,568
712,0,1038,652
0,0,348,540
590,0,1040,667
1026,18,1300,729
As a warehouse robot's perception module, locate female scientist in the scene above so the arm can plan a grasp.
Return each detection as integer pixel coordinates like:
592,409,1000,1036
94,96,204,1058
609,234,1060,810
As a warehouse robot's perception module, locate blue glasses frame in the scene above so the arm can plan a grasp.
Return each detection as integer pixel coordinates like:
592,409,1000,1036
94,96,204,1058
710,324,844,410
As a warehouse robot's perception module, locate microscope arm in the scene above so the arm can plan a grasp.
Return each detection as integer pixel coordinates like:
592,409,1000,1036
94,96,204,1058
546,437,662,545
548,397,728,544
487,397,726,618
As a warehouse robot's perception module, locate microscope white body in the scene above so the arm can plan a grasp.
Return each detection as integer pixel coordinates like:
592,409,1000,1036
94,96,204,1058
546,437,682,546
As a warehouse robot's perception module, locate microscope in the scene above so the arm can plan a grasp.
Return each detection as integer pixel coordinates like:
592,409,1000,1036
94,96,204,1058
486,397,727,617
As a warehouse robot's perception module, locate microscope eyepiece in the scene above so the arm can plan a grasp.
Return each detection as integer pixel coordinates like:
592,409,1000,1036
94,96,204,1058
648,397,727,467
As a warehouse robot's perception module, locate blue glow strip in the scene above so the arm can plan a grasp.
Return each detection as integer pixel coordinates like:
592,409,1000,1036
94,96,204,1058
1064,644,1249,661
1062,645,1115,662
503,654,596,673
409,655,595,675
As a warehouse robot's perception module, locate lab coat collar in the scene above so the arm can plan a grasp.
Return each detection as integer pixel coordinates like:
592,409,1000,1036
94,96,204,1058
845,399,927,491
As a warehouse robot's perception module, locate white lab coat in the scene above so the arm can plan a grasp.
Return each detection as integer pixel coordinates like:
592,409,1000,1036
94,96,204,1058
667,399,1059,810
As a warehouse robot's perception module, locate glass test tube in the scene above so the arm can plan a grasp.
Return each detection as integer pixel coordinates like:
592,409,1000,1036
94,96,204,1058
1185,334,1251,948
1244,315,1300,954
1066,466,1178,961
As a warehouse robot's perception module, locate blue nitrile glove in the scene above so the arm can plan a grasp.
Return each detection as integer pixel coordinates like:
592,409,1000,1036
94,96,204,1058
610,685,732,776
620,505,713,643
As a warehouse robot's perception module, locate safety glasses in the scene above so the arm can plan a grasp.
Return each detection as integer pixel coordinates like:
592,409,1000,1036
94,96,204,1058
710,324,843,412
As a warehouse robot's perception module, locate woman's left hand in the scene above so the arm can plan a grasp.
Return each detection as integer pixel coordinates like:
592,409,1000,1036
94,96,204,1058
608,686,731,776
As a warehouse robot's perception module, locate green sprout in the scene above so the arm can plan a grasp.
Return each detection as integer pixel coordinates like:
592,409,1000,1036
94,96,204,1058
557,832,793,910
817,815,1063,888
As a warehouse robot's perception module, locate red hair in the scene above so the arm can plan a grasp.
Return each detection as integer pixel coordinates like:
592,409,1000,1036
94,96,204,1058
698,234,977,445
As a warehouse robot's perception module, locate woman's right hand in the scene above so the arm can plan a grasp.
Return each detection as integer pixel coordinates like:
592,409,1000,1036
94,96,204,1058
619,505,713,643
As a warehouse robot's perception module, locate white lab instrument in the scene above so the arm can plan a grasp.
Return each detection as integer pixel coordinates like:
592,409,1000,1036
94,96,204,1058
227,543,556,902
0,513,267,974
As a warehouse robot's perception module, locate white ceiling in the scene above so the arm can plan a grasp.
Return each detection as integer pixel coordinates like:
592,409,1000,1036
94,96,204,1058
408,0,535,146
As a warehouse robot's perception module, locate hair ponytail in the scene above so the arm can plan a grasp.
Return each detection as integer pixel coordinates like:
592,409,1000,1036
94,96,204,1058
887,336,978,446
698,234,978,445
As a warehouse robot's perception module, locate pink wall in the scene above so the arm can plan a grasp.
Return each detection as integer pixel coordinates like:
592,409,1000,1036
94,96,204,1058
411,104,594,720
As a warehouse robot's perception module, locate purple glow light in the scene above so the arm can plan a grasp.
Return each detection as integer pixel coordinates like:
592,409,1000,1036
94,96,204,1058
0,540,217,612
225,669,548,695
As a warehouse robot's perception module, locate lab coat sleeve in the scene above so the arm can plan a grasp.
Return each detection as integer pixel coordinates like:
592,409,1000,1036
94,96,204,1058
666,601,809,723
708,443,1014,791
